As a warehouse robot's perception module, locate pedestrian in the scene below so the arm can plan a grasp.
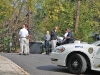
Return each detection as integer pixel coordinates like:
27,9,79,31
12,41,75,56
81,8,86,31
25,25,31,55
19,24,29,55
65,28,74,44
51,26,58,51
45,31,51,55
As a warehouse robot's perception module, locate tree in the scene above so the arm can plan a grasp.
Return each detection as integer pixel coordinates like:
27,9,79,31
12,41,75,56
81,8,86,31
34,0,100,42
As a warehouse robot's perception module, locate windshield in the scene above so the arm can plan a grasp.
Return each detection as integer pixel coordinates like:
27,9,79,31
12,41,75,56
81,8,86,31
92,41,100,46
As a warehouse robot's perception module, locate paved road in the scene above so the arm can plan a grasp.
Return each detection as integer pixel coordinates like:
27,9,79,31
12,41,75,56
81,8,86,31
0,53,100,75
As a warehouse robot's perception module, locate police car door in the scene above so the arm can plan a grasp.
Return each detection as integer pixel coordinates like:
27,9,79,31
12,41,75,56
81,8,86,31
93,44,100,67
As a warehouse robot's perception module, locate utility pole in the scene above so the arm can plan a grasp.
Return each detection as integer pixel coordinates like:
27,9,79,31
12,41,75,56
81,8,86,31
28,6,30,30
75,0,80,35
27,5,32,42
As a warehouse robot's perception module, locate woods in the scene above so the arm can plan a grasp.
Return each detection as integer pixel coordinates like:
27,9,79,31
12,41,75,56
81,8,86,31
0,0,100,52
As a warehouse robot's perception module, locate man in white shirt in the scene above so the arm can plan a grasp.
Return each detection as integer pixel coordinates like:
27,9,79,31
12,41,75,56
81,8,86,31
19,24,29,55
64,30,68,38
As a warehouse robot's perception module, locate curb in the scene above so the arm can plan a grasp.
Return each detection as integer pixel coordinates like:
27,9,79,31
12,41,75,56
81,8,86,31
0,55,30,75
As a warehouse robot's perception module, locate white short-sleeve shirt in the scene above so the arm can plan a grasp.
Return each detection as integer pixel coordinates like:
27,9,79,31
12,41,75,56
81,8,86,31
19,28,28,37
64,32,68,38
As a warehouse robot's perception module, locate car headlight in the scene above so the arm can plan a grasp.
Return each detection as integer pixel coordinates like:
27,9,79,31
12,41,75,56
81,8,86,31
88,47,93,54
56,46,65,53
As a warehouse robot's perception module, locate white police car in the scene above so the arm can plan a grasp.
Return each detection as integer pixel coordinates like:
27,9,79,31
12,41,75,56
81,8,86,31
50,40,100,74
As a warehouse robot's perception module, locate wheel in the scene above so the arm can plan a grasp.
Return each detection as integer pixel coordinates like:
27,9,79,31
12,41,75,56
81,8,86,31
68,54,87,74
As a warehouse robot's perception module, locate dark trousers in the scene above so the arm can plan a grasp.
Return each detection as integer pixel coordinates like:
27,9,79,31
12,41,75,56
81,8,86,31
65,39,74,44
45,40,50,54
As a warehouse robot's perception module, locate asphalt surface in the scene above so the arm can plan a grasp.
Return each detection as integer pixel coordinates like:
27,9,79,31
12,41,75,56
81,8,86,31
0,55,30,75
0,53,100,75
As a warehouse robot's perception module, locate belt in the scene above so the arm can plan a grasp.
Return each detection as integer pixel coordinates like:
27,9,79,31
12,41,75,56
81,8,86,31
20,37,26,38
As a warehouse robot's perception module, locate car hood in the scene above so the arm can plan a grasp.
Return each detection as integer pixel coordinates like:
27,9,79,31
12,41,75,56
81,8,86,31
57,42,96,50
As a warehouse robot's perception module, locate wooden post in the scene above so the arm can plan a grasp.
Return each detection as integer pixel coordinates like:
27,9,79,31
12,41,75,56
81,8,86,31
75,0,80,35
28,6,30,30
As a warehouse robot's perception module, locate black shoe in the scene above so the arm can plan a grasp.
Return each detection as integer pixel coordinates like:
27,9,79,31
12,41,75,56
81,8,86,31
46,53,49,55
23,54,27,55
19,53,23,55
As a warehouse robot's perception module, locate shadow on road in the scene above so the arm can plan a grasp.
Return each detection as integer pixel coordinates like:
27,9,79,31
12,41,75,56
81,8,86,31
83,69,100,75
37,65,100,75
37,65,70,73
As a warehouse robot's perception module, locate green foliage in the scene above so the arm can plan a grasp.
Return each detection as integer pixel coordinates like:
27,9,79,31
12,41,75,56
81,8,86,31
3,36,12,52
0,0,100,46
75,0,100,41
31,0,100,42
0,0,13,23
33,0,76,36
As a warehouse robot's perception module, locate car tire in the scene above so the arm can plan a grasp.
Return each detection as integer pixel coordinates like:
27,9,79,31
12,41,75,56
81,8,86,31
68,54,87,74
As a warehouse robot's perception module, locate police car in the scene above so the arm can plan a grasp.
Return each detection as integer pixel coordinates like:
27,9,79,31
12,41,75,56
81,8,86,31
50,40,100,74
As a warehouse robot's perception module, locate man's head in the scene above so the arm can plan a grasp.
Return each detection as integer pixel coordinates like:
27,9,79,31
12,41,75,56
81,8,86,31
22,24,26,28
54,26,58,30
67,28,71,32
46,31,49,34
54,26,58,32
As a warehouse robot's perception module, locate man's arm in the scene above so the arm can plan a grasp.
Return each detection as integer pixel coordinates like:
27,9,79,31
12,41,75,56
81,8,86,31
26,29,31,39
51,30,55,36
66,32,72,39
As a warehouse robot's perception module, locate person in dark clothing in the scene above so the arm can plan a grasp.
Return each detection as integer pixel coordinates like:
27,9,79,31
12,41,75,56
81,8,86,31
51,26,58,51
65,28,74,44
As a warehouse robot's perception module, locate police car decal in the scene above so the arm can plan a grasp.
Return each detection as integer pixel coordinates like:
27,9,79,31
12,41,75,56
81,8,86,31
75,46,83,48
